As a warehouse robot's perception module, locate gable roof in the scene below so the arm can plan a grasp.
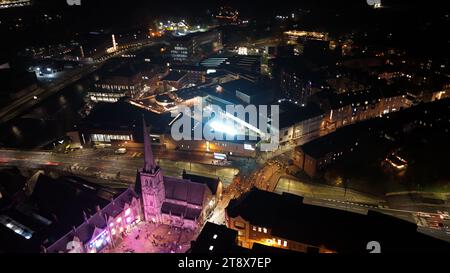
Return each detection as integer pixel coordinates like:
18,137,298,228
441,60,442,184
163,176,206,205
160,202,202,221
45,187,138,253
182,172,220,195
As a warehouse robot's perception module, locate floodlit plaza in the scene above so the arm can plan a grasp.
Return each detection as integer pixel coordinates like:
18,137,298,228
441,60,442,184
105,222,197,253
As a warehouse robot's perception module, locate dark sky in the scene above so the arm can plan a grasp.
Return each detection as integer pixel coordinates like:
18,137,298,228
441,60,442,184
26,0,449,18
0,0,448,59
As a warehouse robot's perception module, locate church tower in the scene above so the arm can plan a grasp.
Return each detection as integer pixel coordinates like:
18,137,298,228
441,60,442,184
139,117,165,223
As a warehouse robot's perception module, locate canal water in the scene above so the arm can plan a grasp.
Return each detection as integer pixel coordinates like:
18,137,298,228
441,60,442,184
0,75,96,149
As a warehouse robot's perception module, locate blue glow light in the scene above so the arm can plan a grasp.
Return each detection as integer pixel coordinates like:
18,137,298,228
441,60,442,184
210,120,237,136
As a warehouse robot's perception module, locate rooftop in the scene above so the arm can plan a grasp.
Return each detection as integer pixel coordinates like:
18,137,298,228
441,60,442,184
182,171,220,195
155,94,175,104
190,222,238,253
314,88,405,110
227,188,450,253
80,100,173,136
218,78,260,96
163,176,206,206
161,71,187,82
171,29,219,42
0,167,26,203
279,102,325,128
298,122,367,158
171,64,206,72
0,174,123,253
46,187,138,253
0,69,37,95
175,86,208,100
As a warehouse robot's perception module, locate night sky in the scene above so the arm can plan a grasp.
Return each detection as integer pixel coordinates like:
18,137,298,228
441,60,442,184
0,0,448,58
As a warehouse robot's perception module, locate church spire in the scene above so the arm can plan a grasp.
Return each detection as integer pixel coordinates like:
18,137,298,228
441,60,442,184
142,116,155,172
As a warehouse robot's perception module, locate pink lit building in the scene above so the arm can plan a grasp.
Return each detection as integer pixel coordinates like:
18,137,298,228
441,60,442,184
44,117,218,253
44,188,142,253
136,118,218,230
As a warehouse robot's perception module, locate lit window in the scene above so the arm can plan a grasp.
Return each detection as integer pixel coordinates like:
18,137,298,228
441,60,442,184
116,217,122,223
111,228,116,235
258,227,262,232
213,234,218,239
277,239,281,246
252,226,256,231
126,217,132,223
95,239,103,248
209,245,214,251
283,241,288,247
263,228,267,234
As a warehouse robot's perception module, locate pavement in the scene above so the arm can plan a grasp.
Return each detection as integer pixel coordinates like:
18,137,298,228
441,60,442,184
105,222,196,253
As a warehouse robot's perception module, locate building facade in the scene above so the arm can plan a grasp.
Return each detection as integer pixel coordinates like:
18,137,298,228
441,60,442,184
45,118,218,252
278,103,326,145
226,188,449,253
137,118,217,229
45,187,143,253
321,90,411,131
225,189,334,253
89,65,145,103
170,30,222,62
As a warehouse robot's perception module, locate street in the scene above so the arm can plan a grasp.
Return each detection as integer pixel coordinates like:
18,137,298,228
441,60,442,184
0,40,159,125
0,148,239,186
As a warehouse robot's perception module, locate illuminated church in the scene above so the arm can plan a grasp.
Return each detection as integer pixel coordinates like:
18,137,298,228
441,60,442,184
44,118,220,253
135,118,220,229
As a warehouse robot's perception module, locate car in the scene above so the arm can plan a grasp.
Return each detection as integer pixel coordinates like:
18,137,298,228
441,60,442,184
0,157,9,164
45,161,60,166
114,148,127,155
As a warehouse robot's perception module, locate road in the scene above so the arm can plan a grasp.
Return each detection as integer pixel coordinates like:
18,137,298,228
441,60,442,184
303,197,450,243
275,177,383,204
0,148,239,186
0,65,98,124
2,147,449,242
0,40,159,125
